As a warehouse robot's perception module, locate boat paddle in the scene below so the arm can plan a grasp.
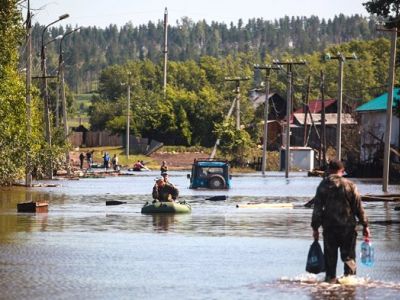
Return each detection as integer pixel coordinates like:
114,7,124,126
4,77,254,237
106,200,127,206
205,195,227,201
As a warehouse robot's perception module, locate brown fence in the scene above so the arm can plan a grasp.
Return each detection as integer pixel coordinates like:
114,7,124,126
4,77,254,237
69,131,121,147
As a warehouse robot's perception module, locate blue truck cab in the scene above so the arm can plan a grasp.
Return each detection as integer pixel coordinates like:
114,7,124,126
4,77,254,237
187,159,231,189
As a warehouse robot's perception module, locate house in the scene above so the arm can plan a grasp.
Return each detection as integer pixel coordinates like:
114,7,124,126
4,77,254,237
249,91,287,120
287,99,356,149
249,91,286,150
355,88,400,162
289,113,357,148
294,98,352,114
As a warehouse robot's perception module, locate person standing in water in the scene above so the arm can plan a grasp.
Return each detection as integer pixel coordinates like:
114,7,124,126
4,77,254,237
311,159,370,283
160,160,168,174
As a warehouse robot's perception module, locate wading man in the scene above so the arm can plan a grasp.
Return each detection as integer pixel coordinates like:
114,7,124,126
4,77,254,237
311,159,370,283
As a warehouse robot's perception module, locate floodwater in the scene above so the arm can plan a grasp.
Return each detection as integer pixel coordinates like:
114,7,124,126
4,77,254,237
0,171,400,300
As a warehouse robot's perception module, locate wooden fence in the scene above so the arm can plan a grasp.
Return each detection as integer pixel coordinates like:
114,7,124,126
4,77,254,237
69,131,163,155
69,131,121,147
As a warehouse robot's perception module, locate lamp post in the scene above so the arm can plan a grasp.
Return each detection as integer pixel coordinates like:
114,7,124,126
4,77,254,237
59,27,80,176
41,13,69,179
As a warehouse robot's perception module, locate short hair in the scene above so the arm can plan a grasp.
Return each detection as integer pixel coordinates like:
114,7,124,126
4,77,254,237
155,177,164,182
161,172,168,176
328,159,345,173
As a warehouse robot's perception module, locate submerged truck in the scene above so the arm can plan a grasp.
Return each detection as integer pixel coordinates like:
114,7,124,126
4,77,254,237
187,159,231,189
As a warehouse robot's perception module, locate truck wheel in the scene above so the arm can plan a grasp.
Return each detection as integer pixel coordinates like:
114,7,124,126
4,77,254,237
209,176,226,189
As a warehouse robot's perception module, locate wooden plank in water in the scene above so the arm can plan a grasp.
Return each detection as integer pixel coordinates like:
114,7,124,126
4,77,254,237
17,202,48,213
236,203,294,209
362,195,400,202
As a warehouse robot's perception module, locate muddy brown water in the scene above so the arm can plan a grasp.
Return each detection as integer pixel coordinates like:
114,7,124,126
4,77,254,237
0,172,399,299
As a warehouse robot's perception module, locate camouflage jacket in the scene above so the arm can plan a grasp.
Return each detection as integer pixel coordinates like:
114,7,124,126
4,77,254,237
311,175,368,230
152,183,179,202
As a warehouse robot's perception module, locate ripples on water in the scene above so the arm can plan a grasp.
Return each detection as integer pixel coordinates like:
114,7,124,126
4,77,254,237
0,173,400,299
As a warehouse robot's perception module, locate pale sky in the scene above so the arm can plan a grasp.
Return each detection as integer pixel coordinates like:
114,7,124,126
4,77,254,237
28,0,368,28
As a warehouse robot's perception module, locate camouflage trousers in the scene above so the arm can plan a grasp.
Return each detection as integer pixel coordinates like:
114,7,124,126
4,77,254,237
323,226,357,280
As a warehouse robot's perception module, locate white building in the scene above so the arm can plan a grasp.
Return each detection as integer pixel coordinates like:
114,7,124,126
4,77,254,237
356,88,400,162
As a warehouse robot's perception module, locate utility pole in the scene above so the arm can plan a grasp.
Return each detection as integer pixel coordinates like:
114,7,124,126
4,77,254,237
25,0,32,187
324,52,357,161
225,77,249,130
40,14,69,179
253,64,280,175
59,27,80,176
41,35,52,179
209,98,237,159
320,70,327,169
378,27,398,192
163,7,168,100
273,60,306,178
126,72,131,158
209,76,249,159
303,76,311,146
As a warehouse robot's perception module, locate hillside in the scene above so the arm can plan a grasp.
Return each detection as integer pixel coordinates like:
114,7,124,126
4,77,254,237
30,14,381,94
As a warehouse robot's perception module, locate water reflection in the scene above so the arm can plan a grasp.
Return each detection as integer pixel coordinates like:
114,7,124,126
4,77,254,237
151,214,175,232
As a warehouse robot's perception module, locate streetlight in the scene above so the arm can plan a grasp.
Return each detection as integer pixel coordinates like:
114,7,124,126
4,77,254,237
58,27,81,176
41,13,69,179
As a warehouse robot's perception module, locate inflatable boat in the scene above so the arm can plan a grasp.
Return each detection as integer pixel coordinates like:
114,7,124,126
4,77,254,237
141,201,191,214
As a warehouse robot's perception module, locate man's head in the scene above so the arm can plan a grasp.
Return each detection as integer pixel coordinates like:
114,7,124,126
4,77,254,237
155,177,165,187
328,159,345,176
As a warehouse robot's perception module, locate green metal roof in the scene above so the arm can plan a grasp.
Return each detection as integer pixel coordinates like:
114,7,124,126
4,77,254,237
356,88,400,112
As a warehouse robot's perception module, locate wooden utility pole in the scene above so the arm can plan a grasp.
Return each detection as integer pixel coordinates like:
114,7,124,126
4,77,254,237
163,7,168,100
324,52,357,161
379,27,398,192
126,72,131,158
59,47,69,175
209,77,249,159
253,64,280,175
303,76,311,146
40,14,69,179
320,70,327,168
225,77,249,130
273,60,306,178
25,0,32,186
59,27,80,176
209,98,237,159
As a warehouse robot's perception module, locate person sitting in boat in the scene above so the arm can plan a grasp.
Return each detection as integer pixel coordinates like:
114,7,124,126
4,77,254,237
152,177,179,202
161,172,171,184
133,160,145,171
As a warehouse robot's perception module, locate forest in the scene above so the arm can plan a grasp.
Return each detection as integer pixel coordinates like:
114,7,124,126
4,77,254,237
30,14,382,93
1,0,400,185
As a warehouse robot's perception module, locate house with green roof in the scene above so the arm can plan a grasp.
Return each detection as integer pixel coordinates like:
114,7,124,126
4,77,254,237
355,88,400,162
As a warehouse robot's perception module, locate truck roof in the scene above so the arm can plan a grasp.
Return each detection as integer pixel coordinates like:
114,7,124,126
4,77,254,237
195,161,228,167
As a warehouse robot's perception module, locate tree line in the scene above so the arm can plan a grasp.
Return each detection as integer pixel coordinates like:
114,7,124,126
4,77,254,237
30,14,382,93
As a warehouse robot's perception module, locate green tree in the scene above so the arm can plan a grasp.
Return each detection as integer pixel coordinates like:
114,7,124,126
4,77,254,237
214,120,255,166
363,1,400,20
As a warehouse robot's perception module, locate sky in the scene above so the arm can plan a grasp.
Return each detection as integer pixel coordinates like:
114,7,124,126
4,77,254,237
28,0,368,28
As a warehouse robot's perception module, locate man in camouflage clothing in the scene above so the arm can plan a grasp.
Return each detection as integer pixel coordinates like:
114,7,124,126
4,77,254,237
311,159,370,283
152,177,179,202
